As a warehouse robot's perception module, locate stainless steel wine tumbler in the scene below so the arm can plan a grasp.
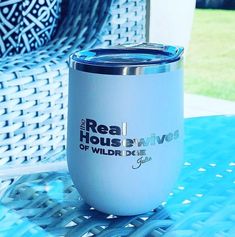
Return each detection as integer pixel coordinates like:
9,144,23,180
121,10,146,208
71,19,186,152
67,43,184,215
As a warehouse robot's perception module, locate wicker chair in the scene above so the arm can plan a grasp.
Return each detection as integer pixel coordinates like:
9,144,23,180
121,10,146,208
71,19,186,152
0,0,146,192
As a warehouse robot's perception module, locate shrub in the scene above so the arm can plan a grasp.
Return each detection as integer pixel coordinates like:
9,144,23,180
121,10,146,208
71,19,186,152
196,0,235,9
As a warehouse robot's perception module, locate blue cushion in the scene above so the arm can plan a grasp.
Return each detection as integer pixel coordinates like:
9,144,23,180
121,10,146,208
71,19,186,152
0,0,62,57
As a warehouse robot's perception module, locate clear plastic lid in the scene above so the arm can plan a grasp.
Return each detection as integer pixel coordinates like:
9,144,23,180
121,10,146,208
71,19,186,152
69,43,184,75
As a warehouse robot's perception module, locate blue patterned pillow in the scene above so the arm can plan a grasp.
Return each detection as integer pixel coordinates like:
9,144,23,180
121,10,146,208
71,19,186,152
0,0,62,57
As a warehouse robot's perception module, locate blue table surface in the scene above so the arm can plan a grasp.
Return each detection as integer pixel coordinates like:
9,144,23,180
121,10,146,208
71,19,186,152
1,116,235,237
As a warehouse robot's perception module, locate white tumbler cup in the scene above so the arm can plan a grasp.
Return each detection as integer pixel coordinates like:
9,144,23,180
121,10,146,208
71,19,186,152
68,43,184,215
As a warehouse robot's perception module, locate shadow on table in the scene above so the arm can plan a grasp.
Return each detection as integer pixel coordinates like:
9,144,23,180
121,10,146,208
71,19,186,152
0,172,174,236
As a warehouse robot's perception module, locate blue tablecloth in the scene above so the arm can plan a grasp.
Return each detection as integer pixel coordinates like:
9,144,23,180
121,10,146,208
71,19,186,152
1,116,235,236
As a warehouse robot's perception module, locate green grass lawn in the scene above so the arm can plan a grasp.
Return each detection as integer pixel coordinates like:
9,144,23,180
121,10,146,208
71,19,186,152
185,9,235,101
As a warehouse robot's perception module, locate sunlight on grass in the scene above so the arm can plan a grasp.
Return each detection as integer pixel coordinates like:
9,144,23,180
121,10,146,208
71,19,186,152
185,9,235,101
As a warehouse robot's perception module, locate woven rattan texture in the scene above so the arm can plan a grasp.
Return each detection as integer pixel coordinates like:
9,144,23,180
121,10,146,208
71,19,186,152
0,0,146,169
1,116,235,236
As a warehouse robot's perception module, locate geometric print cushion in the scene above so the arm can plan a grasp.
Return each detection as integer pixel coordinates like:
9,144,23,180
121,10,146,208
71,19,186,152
0,0,62,57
